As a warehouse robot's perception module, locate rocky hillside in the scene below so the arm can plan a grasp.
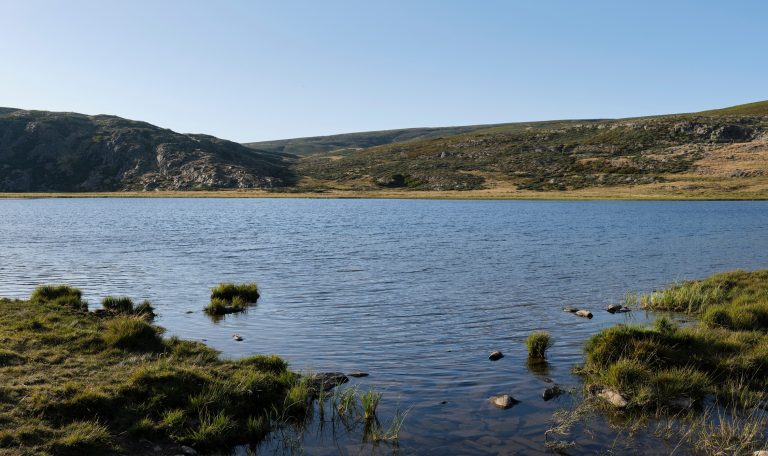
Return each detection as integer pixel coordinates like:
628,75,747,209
296,101,768,191
0,109,295,192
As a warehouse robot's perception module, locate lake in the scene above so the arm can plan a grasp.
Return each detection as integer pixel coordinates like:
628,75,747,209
2,198,767,454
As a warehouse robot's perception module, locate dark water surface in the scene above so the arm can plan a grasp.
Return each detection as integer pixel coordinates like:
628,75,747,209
1,199,767,454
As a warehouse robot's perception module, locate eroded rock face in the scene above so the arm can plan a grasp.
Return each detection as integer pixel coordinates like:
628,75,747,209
0,110,296,191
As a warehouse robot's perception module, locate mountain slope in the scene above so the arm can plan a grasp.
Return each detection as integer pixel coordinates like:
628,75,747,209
0,109,295,191
296,101,768,192
243,124,510,156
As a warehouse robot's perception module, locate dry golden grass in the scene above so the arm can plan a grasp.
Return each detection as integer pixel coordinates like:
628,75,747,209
3,176,768,201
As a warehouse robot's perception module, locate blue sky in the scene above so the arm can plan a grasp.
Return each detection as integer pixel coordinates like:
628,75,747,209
1,0,766,142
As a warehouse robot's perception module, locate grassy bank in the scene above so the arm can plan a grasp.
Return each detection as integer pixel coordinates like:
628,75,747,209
582,270,768,410
546,270,768,454
0,285,308,455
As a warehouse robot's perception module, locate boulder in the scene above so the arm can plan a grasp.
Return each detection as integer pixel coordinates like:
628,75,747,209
562,306,579,313
542,385,563,401
489,351,504,361
753,451,768,456
489,394,520,409
598,388,628,408
309,372,349,392
575,310,593,319
606,304,623,313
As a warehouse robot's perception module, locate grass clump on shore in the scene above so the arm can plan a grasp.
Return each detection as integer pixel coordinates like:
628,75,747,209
30,284,87,310
526,331,553,359
581,270,768,410
0,285,311,455
101,296,156,319
204,282,260,316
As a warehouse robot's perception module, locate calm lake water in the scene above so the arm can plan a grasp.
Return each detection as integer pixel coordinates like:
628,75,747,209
1,199,768,454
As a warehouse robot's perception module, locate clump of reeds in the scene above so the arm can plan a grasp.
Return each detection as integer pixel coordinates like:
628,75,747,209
526,331,553,359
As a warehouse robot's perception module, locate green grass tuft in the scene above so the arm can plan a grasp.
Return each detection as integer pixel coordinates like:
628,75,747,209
526,331,553,359
101,296,134,313
102,317,164,351
30,284,87,310
210,282,260,303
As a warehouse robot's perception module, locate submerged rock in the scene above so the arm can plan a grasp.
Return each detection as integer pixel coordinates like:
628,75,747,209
562,306,579,313
542,385,563,401
597,388,628,408
670,397,694,409
232,334,243,341
606,304,623,313
348,372,369,378
575,310,593,319
489,394,520,409
489,351,504,361
309,372,349,392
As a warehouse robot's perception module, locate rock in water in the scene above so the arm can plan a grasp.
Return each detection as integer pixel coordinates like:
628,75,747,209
232,334,243,341
181,446,198,456
489,351,504,361
348,372,369,378
542,385,563,401
607,304,623,313
598,388,628,408
489,394,520,409
575,310,593,319
562,306,579,313
309,372,349,392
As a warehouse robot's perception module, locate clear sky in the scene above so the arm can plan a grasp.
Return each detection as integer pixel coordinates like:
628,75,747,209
1,0,766,142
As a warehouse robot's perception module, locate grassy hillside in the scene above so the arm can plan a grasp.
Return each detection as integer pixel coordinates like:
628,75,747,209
243,125,507,156
294,101,768,192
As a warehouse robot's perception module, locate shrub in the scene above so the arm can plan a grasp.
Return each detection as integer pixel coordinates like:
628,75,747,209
102,317,163,351
526,331,553,359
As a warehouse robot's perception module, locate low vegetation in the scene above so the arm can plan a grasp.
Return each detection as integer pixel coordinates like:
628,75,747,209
526,331,553,359
204,282,260,316
548,269,768,454
0,285,307,454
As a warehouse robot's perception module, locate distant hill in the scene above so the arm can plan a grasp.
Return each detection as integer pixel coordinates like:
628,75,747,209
243,125,507,156
0,109,295,192
3,101,767,195
296,101,768,191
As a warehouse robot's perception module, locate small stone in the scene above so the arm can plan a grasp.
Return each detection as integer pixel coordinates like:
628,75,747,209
181,446,198,456
348,372,369,378
607,304,622,313
670,397,694,409
489,394,520,409
562,307,579,313
440,400,448,405
542,385,563,401
575,310,593,319
232,334,243,341
489,351,504,361
598,388,628,408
